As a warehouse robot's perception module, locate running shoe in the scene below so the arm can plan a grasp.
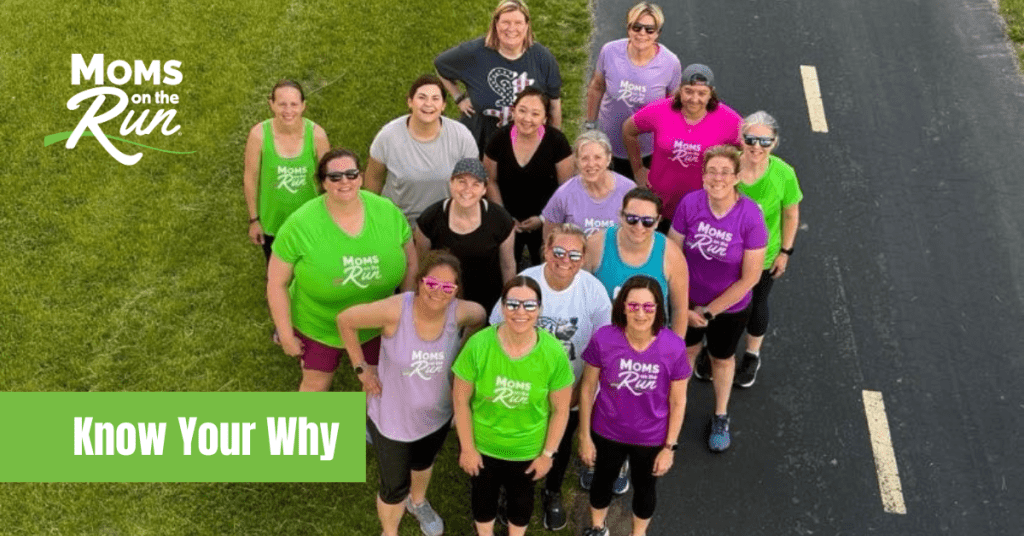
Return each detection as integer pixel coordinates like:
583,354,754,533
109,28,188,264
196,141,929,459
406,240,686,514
405,497,444,536
541,488,567,530
693,347,712,381
580,465,595,490
734,351,761,388
582,525,609,536
709,414,731,452
612,459,630,495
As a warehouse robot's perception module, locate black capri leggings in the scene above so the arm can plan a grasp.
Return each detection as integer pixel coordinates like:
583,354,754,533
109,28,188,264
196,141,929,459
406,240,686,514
471,455,536,527
589,431,661,519
368,417,451,505
746,269,776,337
544,409,579,492
684,303,753,359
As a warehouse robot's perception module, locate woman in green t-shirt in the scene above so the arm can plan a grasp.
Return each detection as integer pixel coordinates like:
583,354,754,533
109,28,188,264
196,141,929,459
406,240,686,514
729,111,803,389
452,276,573,536
268,148,418,392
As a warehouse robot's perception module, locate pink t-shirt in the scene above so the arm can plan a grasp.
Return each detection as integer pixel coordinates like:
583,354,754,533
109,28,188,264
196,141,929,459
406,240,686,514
631,98,742,219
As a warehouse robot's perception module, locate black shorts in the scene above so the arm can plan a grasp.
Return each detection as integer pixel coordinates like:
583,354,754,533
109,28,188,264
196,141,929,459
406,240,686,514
368,417,451,504
684,304,752,358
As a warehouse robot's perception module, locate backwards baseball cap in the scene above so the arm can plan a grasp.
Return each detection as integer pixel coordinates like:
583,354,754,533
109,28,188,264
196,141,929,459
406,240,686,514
451,157,488,183
681,63,715,87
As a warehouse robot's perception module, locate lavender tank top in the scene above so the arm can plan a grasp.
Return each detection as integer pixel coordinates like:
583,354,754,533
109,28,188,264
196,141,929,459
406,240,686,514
368,292,461,441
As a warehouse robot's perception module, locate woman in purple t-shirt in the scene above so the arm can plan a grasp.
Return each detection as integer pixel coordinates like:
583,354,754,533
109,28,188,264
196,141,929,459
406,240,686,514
668,146,767,453
337,251,486,536
583,2,681,179
578,275,690,536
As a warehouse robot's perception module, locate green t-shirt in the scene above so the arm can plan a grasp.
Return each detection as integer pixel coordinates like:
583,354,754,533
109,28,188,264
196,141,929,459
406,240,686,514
272,191,411,347
258,118,320,236
452,325,574,461
737,155,804,269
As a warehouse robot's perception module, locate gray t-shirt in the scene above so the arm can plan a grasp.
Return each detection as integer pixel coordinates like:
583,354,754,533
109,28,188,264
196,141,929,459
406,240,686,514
371,115,478,224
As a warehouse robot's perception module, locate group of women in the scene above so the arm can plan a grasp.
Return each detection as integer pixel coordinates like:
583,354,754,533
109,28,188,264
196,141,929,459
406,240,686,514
241,0,803,534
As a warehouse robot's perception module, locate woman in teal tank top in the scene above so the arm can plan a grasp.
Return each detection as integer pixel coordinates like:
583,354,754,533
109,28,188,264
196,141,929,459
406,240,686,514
243,80,331,262
584,188,689,338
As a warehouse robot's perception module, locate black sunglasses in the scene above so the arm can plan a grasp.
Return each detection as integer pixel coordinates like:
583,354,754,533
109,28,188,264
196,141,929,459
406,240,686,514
623,212,657,228
630,23,657,34
504,299,539,312
551,246,583,262
743,135,775,148
325,169,360,182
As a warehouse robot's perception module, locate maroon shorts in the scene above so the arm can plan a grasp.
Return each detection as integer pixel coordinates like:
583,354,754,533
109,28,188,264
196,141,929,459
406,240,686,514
294,331,381,372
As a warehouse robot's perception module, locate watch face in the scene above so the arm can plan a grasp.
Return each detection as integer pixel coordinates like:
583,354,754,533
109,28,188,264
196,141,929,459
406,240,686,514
354,366,364,375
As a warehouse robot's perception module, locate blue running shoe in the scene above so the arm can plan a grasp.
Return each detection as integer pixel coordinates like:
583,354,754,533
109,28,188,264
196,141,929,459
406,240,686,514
612,460,630,495
709,414,731,452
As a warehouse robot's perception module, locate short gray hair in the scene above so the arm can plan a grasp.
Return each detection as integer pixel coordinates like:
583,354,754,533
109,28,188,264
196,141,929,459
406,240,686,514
573,129,613,161
741,110,780,149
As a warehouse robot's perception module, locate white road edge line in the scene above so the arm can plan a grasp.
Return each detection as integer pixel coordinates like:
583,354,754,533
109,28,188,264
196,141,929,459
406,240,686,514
862,390,907,514
800,65,829,133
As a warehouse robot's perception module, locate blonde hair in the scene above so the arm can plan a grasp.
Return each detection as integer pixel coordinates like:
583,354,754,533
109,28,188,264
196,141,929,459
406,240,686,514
626,2,665,31
545,223,587,252
485,0,535,51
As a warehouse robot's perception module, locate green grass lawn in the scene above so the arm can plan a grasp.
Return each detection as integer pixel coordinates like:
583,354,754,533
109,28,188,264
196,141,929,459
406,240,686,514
0,0,590,533
1001,0,1024,65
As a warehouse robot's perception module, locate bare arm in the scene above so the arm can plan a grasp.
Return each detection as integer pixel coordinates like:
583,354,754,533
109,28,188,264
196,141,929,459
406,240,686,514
336,294,404,395
312,124,330,161
585,71,606,122
267,254,302,357
705,248,766,316
526,385,571,480
437,74,474,116
653,377,688,476
664,240,690,339
577,363,600,466
457,301,488,341
555,155,575,185
483,156,504,205
401,239,418,292
771,204,800,279
582,230,605,273
549,98,563,129
453,377,484,475
622,117,649,188
243,125,264,245
499,228,517,284
413,224,433,261
364,156,386,195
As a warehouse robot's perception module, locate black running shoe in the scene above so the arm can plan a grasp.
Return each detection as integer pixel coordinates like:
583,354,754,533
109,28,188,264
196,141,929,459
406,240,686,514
734,351,761,388
693,347,712,381
541,489,566,530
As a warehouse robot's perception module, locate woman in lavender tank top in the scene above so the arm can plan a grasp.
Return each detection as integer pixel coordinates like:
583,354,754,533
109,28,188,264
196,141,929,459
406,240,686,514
578,275,690,536
337,251,486,536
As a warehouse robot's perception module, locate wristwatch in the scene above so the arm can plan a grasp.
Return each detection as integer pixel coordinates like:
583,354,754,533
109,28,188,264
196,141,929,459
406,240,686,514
353,362,367,375
702,309,715,321
779,246,794,256
542,449,557,458
582,120,598,131
663,442,678,451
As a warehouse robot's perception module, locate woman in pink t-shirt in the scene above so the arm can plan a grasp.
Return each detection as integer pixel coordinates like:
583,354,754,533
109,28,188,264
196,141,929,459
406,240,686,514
623,64,741,225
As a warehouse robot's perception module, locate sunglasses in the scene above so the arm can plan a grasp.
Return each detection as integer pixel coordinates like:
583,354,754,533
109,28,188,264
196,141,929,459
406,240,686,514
630,23,657,34
743,135,775,148
325,169,360,182
422,276,458,294
623,212,658,228
551,246,583,262
626,301,657,313
504,299,539,312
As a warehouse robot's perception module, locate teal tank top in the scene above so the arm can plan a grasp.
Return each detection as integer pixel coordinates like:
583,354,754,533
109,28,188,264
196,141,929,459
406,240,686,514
593,225,670,309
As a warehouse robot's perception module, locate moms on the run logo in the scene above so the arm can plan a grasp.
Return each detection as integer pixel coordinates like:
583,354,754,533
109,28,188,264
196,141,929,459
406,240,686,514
43,54,195,166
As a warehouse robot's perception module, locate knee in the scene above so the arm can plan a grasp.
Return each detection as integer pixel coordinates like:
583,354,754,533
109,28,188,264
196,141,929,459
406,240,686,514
378,481,410,505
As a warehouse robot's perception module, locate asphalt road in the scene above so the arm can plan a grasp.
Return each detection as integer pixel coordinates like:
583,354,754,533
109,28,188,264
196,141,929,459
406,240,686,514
583,0,1024,533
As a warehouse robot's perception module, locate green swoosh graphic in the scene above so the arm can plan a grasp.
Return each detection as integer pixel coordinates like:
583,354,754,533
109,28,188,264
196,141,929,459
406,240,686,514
43,131,197,155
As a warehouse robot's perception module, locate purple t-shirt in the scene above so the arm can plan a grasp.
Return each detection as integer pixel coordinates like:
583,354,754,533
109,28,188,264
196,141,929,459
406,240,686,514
595,38,682,159
582,325,690,446
671,190,768,312
369,292,461,441
541,173,635,236
631,98,742,220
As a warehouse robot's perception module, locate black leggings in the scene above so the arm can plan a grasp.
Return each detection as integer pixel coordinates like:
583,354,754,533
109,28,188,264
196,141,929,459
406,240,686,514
545,410,579,492
611,155,651,181
261,234,276,263
471,455,536,527
589,431,660,519
368,418,451,505
513,229,543,269
746,270,776,337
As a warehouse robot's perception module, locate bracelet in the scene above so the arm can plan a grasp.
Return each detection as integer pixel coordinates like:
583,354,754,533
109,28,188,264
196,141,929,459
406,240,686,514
542,449,556,458
779,246,794,256
454,93,468,104
249,216,259,224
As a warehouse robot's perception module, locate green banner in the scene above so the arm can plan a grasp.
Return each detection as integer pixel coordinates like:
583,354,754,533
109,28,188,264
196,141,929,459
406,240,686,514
0,393,366,482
